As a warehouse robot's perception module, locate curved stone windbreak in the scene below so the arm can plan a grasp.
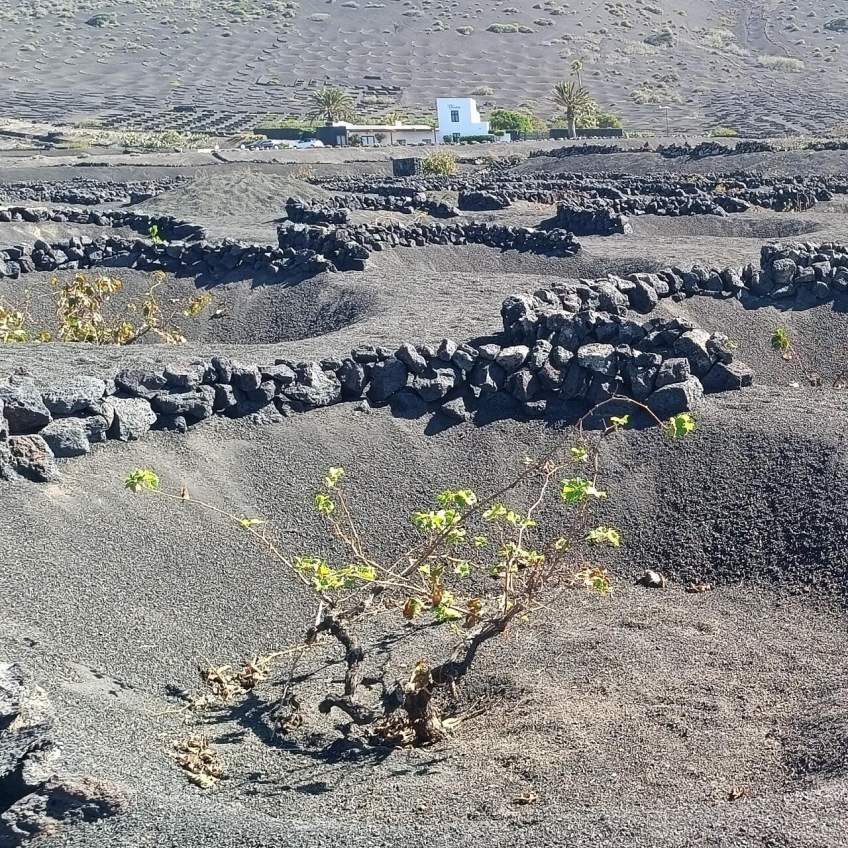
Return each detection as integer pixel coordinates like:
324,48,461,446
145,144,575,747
0,231,320,281
0,204,580,282
289,194,461,219
0,205,205,241
307,172,844,225
532,140,777,160
284,198,352,226
0,177,186,206
657,141,777,159
760,242,848,298
276,219,580,271
540,203,632,236
4,240,844,485
457,190,512,212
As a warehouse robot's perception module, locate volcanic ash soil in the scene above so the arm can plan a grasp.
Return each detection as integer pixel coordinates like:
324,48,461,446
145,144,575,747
2,162,848,848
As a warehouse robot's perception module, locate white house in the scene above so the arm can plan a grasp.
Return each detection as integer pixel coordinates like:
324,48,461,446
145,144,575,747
436,97,490,142
321,121,435,147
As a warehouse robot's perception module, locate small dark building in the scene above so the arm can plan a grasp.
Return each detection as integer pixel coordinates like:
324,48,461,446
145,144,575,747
392,157,422,177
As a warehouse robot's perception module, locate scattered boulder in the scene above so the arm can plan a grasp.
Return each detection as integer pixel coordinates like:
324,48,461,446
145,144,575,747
368,358,408,403
646,376,705,418
164,363,207,390
39,419,91,458
629,278,660,313
654,357,691,389
283,363,341,409
396,342,428,375
673,330,714,377
151,387,215,421
0,386,52,434
411,363,461,402
507,368,540,402
469,360,505,396
495,345,530,373
388,388,430,419
338,359,368,398
2,776,128,845
105,397,157,441
439,395,471,423
40,377,106,417
701,361,755,392
4,436,60,482
114,366,167,398
577,343,617,377
0,663,126,845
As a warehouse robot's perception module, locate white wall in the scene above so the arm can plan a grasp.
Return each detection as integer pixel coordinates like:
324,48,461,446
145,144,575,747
349,128,434,146
436,98,490,142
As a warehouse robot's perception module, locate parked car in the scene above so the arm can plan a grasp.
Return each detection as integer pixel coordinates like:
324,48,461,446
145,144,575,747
240,139,296,150
295,140,325,149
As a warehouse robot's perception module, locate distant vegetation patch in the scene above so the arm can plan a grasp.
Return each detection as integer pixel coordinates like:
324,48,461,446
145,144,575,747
631,78,682,105
758,55,805,72
644,27,675,47
86,13,117,27
699,27,747,56
487,23,531,34
223,0,297,20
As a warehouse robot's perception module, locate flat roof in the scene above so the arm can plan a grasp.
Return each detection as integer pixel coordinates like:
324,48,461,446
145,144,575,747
333,123,433,132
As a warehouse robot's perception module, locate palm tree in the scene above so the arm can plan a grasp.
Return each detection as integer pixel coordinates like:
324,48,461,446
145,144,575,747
552,78,592,139
570,58,584,85
382,110,406,125
309,87,356,124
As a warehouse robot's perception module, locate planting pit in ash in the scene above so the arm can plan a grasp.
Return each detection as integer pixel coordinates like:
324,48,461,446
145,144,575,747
627,213,823,241
199,274,378,345
605,422,848,592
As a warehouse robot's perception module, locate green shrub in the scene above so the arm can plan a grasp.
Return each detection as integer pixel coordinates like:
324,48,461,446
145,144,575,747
597,111,623,129
422,150,458,175
488,109,535,135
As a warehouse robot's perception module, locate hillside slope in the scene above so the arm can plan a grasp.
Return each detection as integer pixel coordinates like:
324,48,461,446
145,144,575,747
1,0,846,135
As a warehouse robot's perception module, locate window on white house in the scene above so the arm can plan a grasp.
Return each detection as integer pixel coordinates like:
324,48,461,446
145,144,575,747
450,109,460,123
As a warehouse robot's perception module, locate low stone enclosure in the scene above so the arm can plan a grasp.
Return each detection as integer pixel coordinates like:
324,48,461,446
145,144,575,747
0,177,186,206
0,205,205,240
0,206,579,280
3,240,845,484
304,171,846,225
531,140,810,160
4,165,834,283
